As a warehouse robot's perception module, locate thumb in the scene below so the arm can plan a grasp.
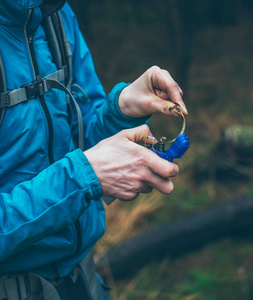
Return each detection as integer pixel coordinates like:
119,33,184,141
124,125,153,143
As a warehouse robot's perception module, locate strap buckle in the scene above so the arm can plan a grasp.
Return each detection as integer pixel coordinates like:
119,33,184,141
2,274,31,300
0,92,9,108
62,65,68,80
25,76,48,99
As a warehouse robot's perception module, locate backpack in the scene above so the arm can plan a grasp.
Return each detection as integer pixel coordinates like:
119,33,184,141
0,12,85,150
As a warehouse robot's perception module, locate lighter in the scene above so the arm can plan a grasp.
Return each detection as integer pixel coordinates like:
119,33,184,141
145,103,190,162
151,133,190,162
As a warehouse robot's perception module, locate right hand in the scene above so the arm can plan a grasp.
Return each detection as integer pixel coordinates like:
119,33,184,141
84,125,179,201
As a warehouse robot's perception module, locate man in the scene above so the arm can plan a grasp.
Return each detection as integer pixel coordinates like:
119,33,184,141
0,0,187,299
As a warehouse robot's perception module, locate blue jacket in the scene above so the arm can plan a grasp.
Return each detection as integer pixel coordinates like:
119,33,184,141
0,0,146,279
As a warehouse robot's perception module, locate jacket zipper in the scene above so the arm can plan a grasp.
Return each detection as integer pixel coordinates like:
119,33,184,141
25,10,54,165
28,35,54,165
25,10,82,255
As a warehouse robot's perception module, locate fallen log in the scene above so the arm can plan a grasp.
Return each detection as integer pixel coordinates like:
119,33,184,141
96,196,253,278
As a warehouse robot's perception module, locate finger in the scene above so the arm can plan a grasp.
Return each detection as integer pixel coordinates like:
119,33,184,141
152,89,183,116
162,70,188,115
124,124,153,143
147,171,174,195
119,192,139,202
154,88,169,100
141,186,153,194
146,91,180,116
151,67,188,114
155,86,183,99
178,86,183,97
161,70,187,114
160,101,183,117
153,88,183,116
146,149,179,178
144,135,158,146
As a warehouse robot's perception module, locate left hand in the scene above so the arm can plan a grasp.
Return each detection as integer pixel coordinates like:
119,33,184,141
118,66,188,118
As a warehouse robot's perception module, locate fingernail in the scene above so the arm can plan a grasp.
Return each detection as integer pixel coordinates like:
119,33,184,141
183,106,188,115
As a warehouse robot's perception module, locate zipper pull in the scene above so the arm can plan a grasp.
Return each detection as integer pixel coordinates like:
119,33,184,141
28,36,33,44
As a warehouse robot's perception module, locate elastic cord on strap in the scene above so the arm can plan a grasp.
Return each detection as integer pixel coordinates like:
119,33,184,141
46,78,84,150
0,53,6,126
0,69,65,108
0,71,84,150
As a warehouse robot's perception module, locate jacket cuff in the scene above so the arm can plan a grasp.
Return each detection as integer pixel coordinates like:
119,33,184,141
108,82,149,127
67,149,102,200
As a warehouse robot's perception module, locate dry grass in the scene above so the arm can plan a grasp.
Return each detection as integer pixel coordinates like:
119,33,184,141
94,191,164,260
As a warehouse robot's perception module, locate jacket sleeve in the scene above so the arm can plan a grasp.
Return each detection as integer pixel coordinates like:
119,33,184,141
0,149,101,263
61,4,149,150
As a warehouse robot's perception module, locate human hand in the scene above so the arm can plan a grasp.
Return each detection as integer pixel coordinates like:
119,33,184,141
84,125,179,201
118,66,188,118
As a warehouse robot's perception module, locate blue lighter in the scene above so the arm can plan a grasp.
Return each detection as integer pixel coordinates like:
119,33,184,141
152,133,190,162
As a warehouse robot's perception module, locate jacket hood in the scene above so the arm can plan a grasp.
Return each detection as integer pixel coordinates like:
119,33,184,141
0,0,66,26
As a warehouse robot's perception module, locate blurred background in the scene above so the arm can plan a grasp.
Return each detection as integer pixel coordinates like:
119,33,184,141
69,0,253,299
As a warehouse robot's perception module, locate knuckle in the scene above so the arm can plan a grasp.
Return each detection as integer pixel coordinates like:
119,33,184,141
164,168,171,178
135,180,144,192
164,164,174,177
161,69,170,75
139,148,152,164
171,81,179,89
136,152,146,166
128,192,139,201
119,191,135,201
149,65,161,75
141,124,150,134
118,128,128,137
173,163,179,174
141,171,150,182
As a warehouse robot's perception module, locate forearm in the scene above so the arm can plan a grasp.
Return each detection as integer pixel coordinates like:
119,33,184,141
0,149,101,263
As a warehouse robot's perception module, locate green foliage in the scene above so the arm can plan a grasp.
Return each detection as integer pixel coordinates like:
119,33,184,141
178,270,221,297
114,239,253,299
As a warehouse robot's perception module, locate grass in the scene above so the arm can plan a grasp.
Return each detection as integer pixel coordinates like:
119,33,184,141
109,239,253,300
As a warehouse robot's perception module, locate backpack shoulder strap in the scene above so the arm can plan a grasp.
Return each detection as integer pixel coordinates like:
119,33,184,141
0,53,6,125
42,12,72,88
0,53,6,93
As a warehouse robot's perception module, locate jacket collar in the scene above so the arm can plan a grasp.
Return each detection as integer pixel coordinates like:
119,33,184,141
0,0,66,26
40,0,67,21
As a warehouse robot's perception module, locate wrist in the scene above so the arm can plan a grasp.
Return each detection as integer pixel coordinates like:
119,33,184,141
118,86,132,117
108,82,131,117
